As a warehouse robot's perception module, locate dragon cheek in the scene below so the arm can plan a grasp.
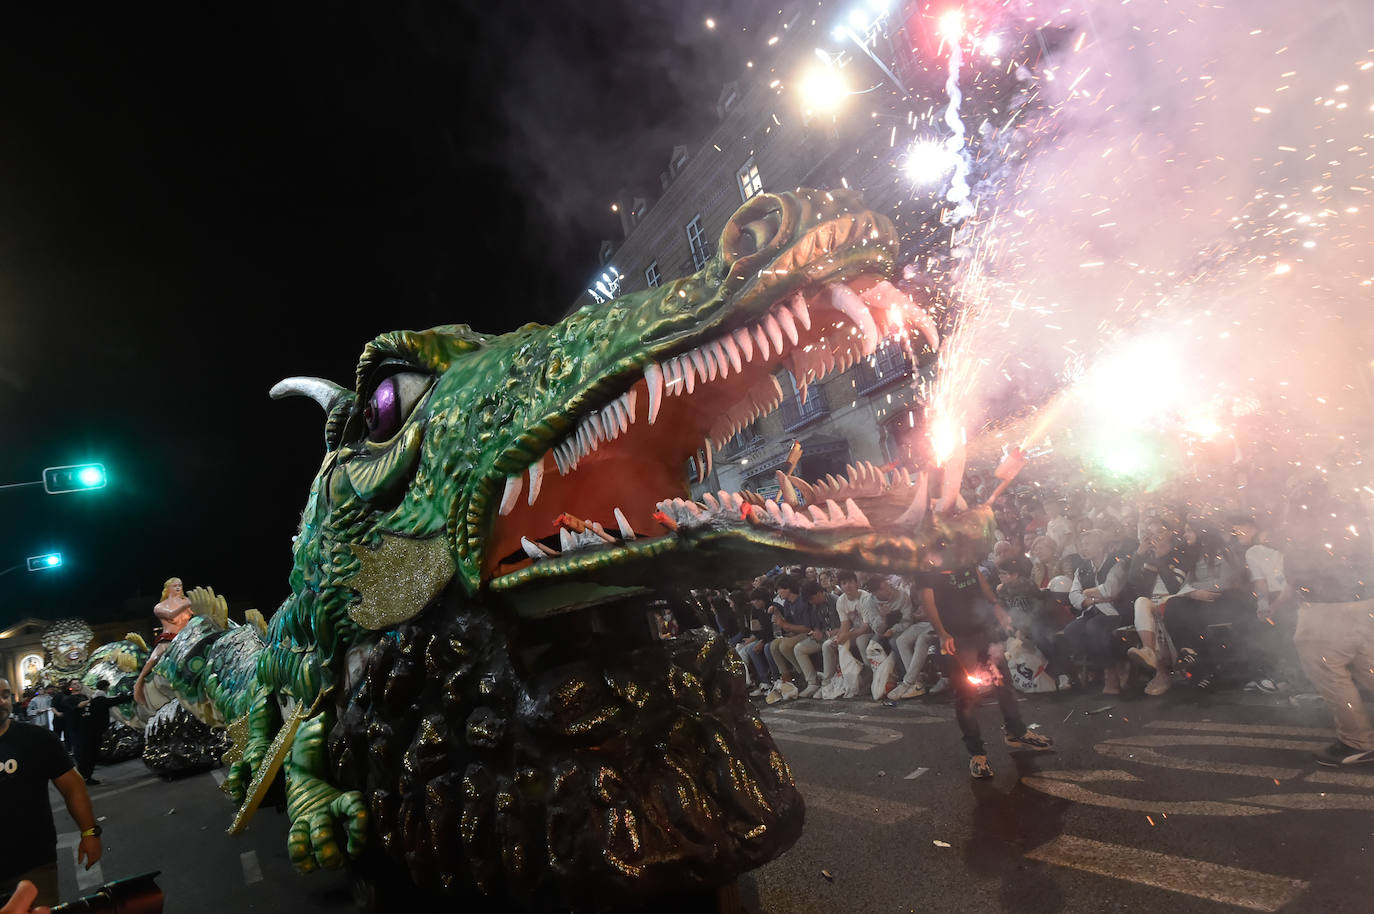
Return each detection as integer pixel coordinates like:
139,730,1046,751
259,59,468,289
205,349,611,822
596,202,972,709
341,423,426,503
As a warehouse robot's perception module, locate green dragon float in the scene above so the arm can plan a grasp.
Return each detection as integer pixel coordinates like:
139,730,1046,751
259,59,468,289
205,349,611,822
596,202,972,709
143,188,1003,910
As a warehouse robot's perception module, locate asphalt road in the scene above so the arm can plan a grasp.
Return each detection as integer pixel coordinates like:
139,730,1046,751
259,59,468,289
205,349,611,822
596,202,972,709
46,685,1371,913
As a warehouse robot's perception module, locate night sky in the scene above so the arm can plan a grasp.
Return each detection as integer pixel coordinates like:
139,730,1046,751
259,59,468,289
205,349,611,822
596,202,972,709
0,3,772,627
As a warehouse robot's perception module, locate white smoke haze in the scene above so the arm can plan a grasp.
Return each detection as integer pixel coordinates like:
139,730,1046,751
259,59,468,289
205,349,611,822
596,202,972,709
931,0,1374,499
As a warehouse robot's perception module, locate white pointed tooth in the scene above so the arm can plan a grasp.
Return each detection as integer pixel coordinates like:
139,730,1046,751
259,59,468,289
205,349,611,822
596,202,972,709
704,345,720,381
720,334,743,373
807,504,829,525
589,521,617,544
682,499,704,519
521,536,552,560
734,327,754,362
752,323,771,360
611,400,629,435
828,283,881,357
895,471,929,527
645,362,664,424
559,528,576,552
552,445,569,476
718,490,734,512
783,503,814,529
826,499,845,525
769,375,784,403
765,500,784,524
775,306,799,346
691,453,703,482
681,355,696,395
663,357,681,395
527,455,546,506
498,474,524,516
776,471,799,507
614,506,636,540
789,291,812,331
900,467,913,488
764,313,785,354
846,463,859,484
702,492,720,512
843,498,871,528
702,438,713,479
624,389,639,424
708,340,728,379
728,491,745,511
689,347,710,383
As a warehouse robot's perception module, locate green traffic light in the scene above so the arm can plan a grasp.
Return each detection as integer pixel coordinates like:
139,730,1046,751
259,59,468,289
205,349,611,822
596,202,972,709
42,463,107,494
26,553,63,572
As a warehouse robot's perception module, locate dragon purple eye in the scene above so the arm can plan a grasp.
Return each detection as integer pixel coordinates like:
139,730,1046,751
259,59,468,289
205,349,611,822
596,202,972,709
364,377,402,440
362,372,431,442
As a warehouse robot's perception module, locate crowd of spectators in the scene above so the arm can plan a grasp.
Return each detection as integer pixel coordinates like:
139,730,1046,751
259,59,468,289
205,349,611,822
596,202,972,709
679,477,1357,724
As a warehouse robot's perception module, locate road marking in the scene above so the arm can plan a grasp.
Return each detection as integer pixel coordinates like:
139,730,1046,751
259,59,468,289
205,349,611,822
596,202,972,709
1306,768,1374,789
241,850,263,885
1146,720,1333,737
51,773,164,812
57,833,105,891
797,782,924,824
765,716,903,750
1239,792,1374,811
1026,834,1308,912
1020,772,1273,816
1093,736,1308,775
904,767,928,780
765,707,943,726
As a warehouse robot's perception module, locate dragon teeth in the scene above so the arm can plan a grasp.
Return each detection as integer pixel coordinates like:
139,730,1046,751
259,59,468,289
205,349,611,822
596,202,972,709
522,536,556,559
558,528,576,552
614,506,636,540
828,282,881,357
733,327,754,362
774,305,799,346
527,455,545,506
498,474,524,516
844,498,871,528
789,292,811,331
645,362,663,424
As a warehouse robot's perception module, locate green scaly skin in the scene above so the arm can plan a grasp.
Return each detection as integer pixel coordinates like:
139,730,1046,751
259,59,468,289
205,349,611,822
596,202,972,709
154,188,998,898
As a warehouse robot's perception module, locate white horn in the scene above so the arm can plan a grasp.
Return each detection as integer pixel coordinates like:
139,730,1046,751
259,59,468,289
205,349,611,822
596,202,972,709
270,376,350,413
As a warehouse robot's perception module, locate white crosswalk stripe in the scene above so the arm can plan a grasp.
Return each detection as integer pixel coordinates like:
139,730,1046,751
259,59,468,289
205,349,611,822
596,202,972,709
1026,834,1309,912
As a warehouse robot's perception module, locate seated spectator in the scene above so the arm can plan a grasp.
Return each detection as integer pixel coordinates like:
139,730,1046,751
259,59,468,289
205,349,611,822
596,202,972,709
1162,522,1254,688
766,576,808,702
1231,513,1290,690
1029,535,1062,589
736,588,780,697
1126,519,1191,695
820,570,883,692
1057,529,1132,692
793,581,841,696
997,555,1071,687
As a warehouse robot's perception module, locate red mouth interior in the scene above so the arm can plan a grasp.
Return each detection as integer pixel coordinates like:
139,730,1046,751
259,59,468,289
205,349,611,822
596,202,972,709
484,273,928,580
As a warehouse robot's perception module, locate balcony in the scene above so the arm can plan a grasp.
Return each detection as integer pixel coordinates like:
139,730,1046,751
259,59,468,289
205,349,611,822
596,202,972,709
781,385,828,432
717,425,765,460
853,341,913,395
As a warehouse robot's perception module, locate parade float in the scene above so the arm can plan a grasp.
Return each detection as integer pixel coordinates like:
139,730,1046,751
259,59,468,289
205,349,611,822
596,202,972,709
134,188,1008,911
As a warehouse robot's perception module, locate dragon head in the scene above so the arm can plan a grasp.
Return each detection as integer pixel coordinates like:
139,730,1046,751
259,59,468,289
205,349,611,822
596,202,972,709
277,188,986,631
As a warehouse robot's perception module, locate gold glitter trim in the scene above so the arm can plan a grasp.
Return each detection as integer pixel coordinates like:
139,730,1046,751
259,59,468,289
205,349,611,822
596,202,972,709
228,700,310,835
346,532,455,630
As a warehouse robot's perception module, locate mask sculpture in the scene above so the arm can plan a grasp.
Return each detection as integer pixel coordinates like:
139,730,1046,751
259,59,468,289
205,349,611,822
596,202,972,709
145,189,1003,910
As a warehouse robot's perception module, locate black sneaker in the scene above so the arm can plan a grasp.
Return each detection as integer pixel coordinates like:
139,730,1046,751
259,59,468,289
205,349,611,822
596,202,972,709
1314,741,1374,767
1176,647,1199,668
1005,730,1055,752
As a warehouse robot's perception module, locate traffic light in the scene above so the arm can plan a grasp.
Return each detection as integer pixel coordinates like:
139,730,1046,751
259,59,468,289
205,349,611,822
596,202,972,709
42,463,107,494
26,553,63,571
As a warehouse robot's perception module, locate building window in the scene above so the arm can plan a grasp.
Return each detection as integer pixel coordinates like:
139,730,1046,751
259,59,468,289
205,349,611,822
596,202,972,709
737,158,763,201
645,261,661,288
687,215,709,270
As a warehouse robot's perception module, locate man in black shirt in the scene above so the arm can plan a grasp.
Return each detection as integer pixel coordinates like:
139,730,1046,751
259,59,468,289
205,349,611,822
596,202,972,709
917,564,1054,779
0,677,104,908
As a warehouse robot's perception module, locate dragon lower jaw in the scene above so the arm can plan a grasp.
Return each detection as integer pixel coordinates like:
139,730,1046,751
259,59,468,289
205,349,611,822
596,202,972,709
484,275,947,591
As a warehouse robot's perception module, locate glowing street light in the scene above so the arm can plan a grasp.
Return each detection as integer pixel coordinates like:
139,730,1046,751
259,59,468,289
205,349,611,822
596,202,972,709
799,64,851,114
27,553,63,571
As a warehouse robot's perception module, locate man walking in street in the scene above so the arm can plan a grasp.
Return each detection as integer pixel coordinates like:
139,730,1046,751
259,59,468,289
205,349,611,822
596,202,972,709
1284,479,1374,767
0,677,105,908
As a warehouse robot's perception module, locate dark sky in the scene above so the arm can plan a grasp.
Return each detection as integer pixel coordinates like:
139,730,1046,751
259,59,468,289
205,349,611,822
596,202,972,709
0,3,774,627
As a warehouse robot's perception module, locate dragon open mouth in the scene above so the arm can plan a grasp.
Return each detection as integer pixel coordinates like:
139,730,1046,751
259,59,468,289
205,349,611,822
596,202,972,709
484,250,942,592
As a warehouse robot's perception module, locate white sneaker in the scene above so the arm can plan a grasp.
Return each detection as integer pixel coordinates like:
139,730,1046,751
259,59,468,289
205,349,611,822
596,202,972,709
1128,645,1158,672
1057,674,1072,691
799,682,820,699
1144,672,1171,696
779,681,800,700
886,683,909,700
749,685,767,697
765,687,784,704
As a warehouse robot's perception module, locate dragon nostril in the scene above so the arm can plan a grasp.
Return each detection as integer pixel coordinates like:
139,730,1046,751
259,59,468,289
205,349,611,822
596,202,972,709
721,196,785,264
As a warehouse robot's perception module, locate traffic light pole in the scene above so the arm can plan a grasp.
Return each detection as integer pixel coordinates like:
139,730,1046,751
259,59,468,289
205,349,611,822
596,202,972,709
0,480,43,492
0,563,26,578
